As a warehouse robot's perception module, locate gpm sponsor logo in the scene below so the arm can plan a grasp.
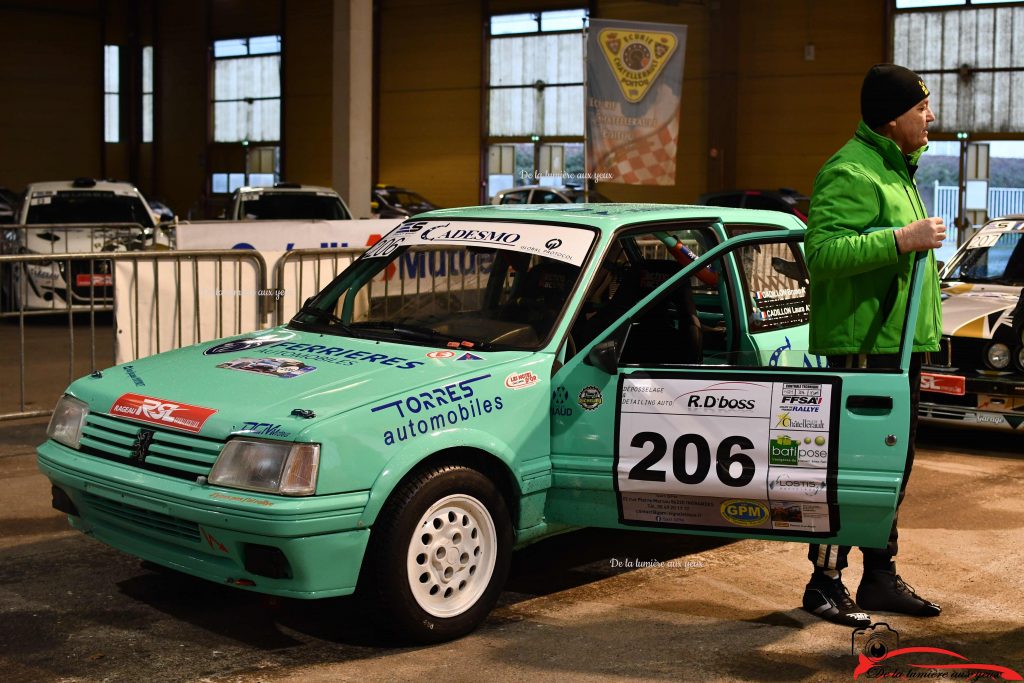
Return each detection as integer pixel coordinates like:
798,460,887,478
720,499,769,527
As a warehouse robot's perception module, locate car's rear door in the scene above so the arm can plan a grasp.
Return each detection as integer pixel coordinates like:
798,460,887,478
546,231,924,549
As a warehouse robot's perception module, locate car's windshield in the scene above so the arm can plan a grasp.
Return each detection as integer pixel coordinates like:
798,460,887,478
942,220,1024,285
240,193,351,220
289,219,596,350
26,191,155,228
385,191,432,209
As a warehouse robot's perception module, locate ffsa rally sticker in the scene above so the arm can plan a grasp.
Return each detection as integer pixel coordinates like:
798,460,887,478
615,376,837,535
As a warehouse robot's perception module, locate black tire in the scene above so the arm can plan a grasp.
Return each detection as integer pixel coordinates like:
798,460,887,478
361,464,512,644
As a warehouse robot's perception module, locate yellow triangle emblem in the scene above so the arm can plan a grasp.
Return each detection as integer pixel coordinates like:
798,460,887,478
597,28,678,104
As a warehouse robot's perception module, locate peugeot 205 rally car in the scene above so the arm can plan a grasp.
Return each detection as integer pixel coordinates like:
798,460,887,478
38,204,927,643
920,215,1024,431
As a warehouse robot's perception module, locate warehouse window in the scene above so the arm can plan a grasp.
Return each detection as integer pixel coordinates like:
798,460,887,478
210,35,281,198
893,3,1024,132
212,35,281,142
142,46,153,143
104,45,119,143
895,1,1018,7
486,10,587,198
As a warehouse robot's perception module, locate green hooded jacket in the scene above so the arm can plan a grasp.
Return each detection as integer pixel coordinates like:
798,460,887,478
805,120,942,356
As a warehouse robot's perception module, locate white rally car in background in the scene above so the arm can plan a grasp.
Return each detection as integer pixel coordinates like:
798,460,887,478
226,183,352,221
920,215,1024,431
3,178,170,311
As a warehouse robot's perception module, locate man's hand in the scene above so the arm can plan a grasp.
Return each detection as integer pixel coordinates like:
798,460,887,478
894,217,946,253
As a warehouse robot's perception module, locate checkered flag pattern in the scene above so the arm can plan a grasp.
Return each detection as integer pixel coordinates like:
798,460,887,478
600,115,679,186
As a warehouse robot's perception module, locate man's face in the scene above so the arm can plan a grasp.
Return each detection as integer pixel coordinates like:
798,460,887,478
889,98,935,154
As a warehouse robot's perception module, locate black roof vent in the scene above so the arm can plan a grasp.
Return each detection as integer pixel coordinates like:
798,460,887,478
274,182,301,189
72,178,97,188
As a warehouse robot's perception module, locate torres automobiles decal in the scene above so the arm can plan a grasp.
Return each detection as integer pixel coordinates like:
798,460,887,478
109,393,216,433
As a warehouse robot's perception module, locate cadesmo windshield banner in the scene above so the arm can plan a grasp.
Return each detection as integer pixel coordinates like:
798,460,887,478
586,19,687,186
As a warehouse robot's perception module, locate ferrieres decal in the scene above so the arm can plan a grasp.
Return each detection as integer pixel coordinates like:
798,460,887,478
615,376,836,535
370,374,504,445
363,220,594,266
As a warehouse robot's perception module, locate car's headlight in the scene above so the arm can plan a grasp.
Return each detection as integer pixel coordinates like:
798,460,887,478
985,342,1011,370
209,439,320,496
47,395,89,449
1016,346,1024,372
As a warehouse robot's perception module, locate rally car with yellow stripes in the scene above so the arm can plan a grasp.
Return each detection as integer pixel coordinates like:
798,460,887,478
920,216,1024,431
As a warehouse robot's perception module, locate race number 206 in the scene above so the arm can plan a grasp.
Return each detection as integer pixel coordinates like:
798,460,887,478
627,431,755,488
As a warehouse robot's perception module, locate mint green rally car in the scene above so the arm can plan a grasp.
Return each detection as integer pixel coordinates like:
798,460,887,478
38,204,926,642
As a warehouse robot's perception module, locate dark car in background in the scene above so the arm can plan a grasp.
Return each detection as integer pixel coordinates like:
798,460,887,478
371,184,441,218
0,187,20,224
698,188,809,221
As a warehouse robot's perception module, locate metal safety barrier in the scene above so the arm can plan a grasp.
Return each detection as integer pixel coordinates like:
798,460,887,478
1,244,517,421
0,250,266,421
271,247,365,326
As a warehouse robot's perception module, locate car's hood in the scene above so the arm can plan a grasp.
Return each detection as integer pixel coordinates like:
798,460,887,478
67,328,534,439
941,282,1022,338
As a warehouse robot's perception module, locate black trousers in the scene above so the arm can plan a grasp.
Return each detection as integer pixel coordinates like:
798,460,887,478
807,353,921,575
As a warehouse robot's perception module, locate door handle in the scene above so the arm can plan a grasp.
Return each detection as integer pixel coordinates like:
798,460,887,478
846,395,894,412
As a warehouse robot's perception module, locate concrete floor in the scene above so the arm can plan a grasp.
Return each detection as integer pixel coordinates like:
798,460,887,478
1,417,1022,683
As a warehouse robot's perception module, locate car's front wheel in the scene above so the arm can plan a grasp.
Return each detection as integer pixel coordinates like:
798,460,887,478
362,464,512,643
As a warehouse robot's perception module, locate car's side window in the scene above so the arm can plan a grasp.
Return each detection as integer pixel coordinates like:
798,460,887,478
567,228,823,372
735,241,809,333
569,226,721,363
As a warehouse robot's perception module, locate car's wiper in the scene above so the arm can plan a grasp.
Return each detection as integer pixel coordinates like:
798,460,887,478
350,321,491,350
295,303,355,333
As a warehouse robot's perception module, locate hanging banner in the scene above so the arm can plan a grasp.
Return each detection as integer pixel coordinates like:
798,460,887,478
586,19,687,186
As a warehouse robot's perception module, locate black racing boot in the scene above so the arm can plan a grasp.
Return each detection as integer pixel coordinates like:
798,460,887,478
802,573,872,627
856,566,941,617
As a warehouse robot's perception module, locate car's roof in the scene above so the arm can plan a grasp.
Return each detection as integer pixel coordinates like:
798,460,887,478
414,202,807,234
238,184,340,195
26,179,145,195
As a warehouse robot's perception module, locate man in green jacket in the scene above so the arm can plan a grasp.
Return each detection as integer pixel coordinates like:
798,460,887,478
801,64,944,627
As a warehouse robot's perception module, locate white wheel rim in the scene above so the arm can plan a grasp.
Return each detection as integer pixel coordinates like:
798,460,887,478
406,493,498,618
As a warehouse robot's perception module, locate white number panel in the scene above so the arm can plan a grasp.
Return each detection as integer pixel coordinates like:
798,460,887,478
615,373,840,537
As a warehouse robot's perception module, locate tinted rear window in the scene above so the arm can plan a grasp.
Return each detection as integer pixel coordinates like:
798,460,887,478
240,193,350,220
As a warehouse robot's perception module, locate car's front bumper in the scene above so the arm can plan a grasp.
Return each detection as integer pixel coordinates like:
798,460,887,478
919,368,1024,432
37,440,371,598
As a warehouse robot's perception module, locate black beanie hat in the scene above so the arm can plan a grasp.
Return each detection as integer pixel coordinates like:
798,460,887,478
860,64,930,129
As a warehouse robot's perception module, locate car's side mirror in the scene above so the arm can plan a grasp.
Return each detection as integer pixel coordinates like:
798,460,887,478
587,339,620,375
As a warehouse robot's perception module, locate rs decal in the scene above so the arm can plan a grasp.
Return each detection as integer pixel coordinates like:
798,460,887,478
109,393,216,433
